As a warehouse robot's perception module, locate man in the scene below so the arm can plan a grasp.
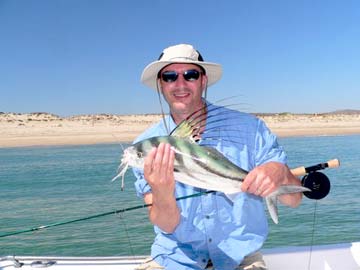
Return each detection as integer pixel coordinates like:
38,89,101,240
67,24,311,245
133,44,303,270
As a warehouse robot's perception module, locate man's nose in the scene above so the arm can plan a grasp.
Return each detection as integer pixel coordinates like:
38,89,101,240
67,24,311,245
173,74,187,86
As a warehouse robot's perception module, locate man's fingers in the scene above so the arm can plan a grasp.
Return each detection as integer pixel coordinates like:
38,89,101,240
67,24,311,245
168,147,175,174
144,143,175,182
161,143,171,169
242,169,269,196
152,143,165,172
241,171,254,192
144,147,157,174
159,144,175,183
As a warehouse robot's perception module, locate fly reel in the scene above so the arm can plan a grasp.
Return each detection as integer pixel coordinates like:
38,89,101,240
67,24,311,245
291,159,340,200
301,171,331,200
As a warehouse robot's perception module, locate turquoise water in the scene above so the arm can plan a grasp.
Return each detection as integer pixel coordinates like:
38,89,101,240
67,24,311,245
1,135,359,256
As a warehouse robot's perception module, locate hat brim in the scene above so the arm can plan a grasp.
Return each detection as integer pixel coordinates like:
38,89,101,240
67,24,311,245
141,60,222,91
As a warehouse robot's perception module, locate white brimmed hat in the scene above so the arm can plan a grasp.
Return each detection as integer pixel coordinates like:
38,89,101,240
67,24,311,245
141,44,222,91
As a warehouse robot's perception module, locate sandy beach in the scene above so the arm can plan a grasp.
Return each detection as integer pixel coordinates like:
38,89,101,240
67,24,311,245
0,112,359,148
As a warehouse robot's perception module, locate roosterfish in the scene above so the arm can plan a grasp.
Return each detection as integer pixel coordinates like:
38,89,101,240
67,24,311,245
113,105,310,224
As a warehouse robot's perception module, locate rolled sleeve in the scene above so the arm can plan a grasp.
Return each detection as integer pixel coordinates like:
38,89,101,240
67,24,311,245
133,168,151,198
254,119,287,165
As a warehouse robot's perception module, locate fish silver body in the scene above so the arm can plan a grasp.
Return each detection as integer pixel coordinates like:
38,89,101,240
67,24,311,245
124,136,248,194
114,135,310,224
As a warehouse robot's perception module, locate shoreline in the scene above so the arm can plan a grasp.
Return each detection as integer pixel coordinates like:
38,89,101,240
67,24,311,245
1,113,359,148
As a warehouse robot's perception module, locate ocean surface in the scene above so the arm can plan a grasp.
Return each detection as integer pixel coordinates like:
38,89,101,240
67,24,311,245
1,135,359,256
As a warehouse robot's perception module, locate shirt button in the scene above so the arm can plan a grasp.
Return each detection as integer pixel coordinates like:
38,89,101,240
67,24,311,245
208,238,212,243
202,259,207,263
205,215,210,219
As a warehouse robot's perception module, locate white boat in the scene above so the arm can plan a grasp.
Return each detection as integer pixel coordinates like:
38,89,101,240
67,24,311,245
262,241,360,270
1,241,359,270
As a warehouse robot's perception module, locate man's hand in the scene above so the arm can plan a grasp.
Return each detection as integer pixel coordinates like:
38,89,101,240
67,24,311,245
143,143,180,233
144,142,176,199
241,161,303,207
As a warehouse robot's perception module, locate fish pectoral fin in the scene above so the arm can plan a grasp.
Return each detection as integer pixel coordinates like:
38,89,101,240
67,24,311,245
266,185,312,224
276,185,311,195
265,194,279,224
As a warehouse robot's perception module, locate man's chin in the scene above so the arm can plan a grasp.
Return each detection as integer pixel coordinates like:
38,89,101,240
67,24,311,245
171,101,188,110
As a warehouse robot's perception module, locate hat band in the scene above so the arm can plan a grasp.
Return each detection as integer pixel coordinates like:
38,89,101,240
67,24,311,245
165,56,203,62
158,50,204,62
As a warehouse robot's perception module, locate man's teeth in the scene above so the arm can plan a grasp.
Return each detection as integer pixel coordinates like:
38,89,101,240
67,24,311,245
174,93,189,97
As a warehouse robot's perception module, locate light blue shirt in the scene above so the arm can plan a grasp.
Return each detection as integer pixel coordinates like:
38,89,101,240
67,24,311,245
133,103,287,270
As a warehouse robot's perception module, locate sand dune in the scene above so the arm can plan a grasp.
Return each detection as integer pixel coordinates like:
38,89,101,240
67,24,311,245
0,112,359,147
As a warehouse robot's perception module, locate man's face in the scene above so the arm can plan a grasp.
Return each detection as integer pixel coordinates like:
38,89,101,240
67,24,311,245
158,63,207,121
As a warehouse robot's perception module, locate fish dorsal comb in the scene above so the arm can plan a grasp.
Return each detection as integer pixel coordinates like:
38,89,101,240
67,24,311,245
170,119,193,138
170,105,208,143
170,119,197,143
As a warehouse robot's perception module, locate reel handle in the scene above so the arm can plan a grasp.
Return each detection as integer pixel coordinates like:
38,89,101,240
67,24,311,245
290,158,340,177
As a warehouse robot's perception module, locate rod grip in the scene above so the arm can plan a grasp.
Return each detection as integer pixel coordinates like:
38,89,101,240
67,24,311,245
290,158,340,177
290,166,307,177
327,159,340,168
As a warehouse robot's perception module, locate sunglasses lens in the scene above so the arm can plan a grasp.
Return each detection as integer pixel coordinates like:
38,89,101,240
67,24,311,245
183,70,200,81
161,71,178,82
161,69,201,83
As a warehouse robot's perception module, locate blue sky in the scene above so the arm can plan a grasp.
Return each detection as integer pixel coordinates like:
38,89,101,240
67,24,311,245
0,0,359,116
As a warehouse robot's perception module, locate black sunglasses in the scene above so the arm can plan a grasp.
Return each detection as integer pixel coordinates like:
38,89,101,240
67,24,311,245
160,69,202,83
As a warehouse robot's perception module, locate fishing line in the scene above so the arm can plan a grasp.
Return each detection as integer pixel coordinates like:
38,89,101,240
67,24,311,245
0,191,215,239
307,201,319,270
116,211,136,259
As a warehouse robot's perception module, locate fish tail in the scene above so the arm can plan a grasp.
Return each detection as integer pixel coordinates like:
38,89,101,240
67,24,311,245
265,185,311,224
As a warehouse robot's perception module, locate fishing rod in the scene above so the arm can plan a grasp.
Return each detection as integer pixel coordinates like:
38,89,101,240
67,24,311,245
0,160,339,239
291,159,340,177
0,191,214,238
